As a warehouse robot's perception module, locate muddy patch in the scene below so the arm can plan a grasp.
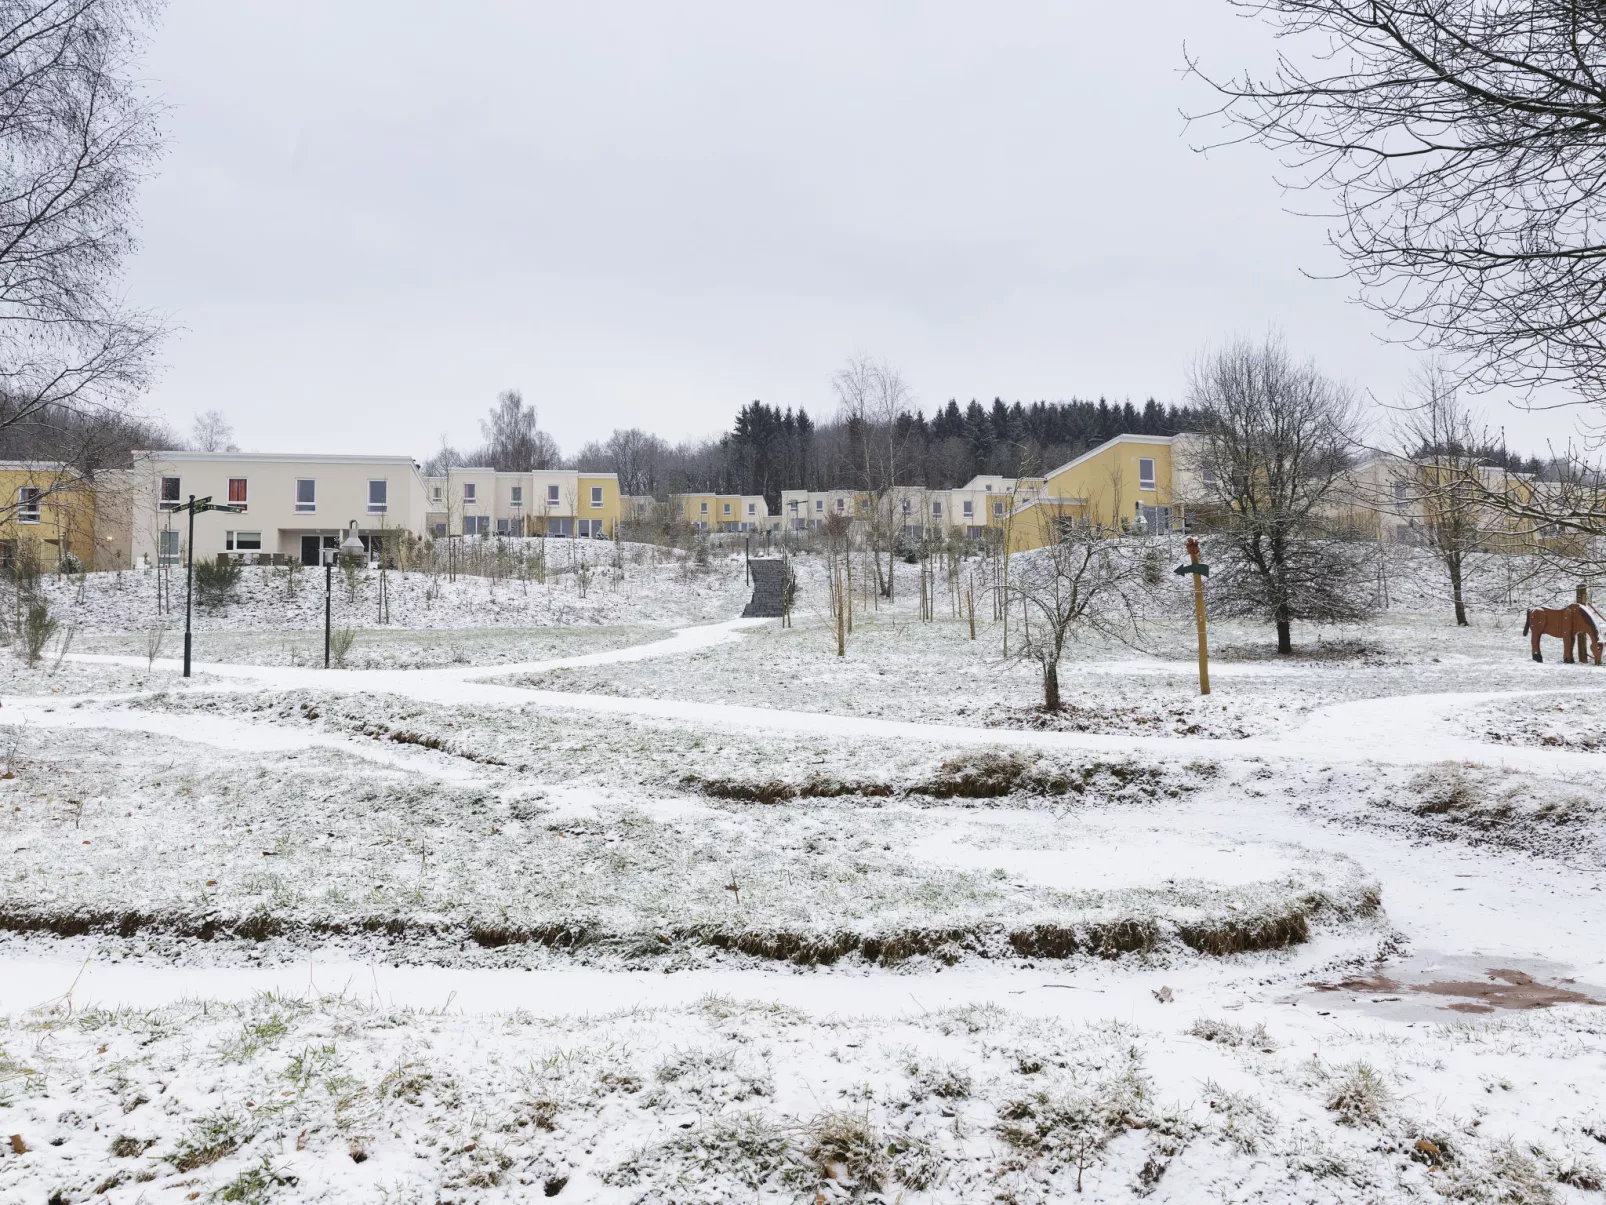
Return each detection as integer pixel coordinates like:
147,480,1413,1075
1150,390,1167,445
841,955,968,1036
1308,955,1604,1015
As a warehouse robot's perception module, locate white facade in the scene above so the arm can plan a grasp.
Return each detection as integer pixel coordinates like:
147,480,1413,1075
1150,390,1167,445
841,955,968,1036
129,452,430,566
424,467,622,538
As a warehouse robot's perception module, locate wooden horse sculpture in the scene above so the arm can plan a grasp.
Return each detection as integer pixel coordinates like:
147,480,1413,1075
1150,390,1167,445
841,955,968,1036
1524,603,1602,664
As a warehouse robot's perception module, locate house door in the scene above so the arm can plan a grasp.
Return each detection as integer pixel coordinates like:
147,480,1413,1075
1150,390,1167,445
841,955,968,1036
300,534,338,566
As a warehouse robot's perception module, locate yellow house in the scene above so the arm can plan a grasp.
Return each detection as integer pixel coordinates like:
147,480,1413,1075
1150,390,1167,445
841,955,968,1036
1006,435,1180,552
0,461,96,570
576,473,622,537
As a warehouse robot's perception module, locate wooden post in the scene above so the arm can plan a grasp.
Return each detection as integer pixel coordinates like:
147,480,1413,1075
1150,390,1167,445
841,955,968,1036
1578,583,1589,606
835,562,845,658
1186,536,1210,696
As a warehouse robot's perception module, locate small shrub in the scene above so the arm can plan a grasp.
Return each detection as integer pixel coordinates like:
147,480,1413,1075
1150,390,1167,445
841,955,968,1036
165,1111,245,1171
143,624,167,669
916,749,1070,798
1142,547,1164,586
1188,1018,1275,1049
193,556,242,610
329,627,358,667
1325,1061,1390,1127
1409,763,1484,817
340,552,363,602
905,1058,972,1100
21,596,56,666
806,1110,887,1192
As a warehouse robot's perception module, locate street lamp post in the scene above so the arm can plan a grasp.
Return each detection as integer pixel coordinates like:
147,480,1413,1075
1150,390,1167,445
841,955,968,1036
174,493,244,678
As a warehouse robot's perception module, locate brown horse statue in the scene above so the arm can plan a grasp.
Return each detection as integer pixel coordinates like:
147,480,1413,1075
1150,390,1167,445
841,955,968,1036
1524,603,1602,664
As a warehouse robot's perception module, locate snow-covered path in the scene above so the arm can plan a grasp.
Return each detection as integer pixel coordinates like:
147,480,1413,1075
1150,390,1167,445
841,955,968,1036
34,617,1606,774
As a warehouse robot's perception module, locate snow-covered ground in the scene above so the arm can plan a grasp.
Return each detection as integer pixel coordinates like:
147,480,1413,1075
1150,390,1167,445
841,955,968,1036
3,544,1606,1202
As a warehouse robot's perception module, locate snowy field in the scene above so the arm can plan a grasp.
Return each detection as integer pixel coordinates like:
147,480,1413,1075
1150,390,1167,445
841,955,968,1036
4,543,1606,1202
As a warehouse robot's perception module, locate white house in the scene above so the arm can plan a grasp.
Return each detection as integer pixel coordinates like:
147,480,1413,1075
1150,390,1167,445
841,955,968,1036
127,452,431,567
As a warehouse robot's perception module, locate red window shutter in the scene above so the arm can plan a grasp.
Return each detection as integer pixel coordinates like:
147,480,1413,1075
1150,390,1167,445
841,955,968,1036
228,478,247,503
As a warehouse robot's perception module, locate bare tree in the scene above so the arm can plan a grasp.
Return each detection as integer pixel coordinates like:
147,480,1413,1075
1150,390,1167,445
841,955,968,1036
423,435,464,478
1010,517,1139,712
480,389,560,471
575,427,667,497
1184,335,1371,654
190,409,237,452
0,1,166,448
1189,3,1606,408
1390,367,1492,627
833,354,912,600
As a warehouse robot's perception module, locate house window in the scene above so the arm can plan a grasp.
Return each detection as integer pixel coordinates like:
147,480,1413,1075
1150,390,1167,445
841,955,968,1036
993,500,1004,517
464,515,489,535
547,484,560,505
835,498,845,513
747,503,755,515
787,500,798,513
963,500,973,517
1393,481,1408,504
700,501,708,515
723,502,731,516
368,479,388,513
511,486,523,507
496,518,512,535
295,478,316,513
932,501,942,518
1202,465,1218,488
579,519,605,537
158,530,181,565
431,485,442,503
226,531,262,551
432,522,447,538
902,500,912,515
815,499,823,512
228,478,247,508
591,486,603,508
548,517,573,537
1138,458,1156,490
160,476,181,509
463,483,477,504
17,487,40,523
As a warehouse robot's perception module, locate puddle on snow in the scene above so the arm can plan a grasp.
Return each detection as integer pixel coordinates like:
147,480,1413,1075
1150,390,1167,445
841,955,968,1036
1304,954,1604,1017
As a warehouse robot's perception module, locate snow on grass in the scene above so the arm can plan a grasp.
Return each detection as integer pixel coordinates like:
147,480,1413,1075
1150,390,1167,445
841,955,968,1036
0,540,1603,1201
481,548,1588,737
1465,690,1606,752
3,988,1604,1204
0,726,1374,968
25,540,751,639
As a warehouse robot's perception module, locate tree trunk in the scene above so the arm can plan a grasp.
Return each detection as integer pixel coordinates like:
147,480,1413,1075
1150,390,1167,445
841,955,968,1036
1448,553,1468,626
1275,608,1293,655
1042,658,1060,711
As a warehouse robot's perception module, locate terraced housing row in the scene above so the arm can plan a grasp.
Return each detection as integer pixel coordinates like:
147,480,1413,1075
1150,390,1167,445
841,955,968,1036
0,430,1552,570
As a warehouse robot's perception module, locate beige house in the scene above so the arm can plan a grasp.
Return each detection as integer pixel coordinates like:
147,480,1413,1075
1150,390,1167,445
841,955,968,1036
127,452,431,567
424,467,622,538
778,476,1021,539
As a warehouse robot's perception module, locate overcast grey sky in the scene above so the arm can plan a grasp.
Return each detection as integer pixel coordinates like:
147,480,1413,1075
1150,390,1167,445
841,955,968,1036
127,1,1589,459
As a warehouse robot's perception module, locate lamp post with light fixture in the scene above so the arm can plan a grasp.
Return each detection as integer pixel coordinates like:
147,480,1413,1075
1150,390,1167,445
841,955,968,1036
173,493,245,678
325,520,367,668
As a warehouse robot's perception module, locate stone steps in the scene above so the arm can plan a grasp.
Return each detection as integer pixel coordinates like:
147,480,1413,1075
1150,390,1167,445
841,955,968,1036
742,558,789,618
